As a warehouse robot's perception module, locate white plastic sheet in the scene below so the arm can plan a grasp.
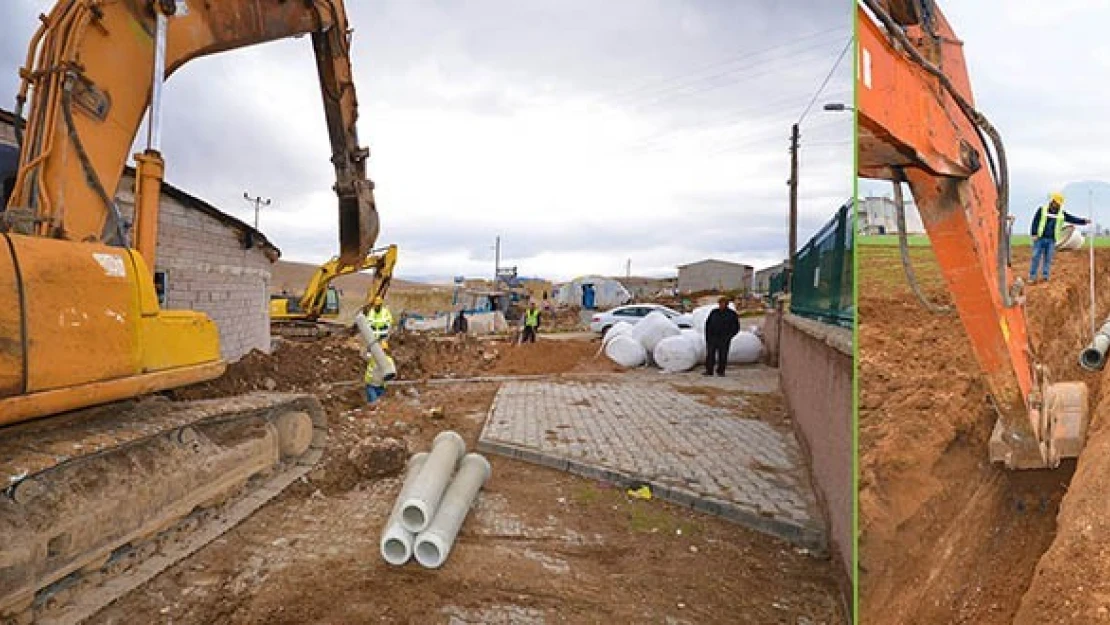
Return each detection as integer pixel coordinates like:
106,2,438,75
680,328,706,363
628,311,681,353
653,335,699,372
728,331,763,364
604,335,647,368
602,321,634,346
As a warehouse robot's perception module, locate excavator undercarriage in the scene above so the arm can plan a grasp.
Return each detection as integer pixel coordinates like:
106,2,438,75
0,394,326,622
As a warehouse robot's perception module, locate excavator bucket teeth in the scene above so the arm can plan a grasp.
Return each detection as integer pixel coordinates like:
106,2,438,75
1048,381,1089,461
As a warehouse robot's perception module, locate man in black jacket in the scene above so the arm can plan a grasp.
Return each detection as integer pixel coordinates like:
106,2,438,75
704,297,740,377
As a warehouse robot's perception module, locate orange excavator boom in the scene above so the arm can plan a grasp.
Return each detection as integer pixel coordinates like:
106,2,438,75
857,0,1088,469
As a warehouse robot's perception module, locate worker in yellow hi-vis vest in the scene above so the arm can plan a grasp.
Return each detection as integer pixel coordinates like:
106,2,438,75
367,297,393,347
1029,192,1089,283
520,301,541,344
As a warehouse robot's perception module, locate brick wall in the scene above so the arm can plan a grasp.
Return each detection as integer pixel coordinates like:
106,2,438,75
117,175,273,362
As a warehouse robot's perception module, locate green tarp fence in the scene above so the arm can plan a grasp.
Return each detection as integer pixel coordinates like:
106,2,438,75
770,201,853,327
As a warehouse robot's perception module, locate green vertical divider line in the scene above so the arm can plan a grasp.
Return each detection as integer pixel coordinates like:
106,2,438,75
851,0,860,620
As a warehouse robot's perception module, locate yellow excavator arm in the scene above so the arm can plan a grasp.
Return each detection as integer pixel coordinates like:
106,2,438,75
2,0,377,420
272,243,398,322
8,0,377,266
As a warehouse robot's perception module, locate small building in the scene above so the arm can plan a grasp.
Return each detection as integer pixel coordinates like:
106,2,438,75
857,196,924,235
753,261,786,294
1,109,279,362
676,259,754,294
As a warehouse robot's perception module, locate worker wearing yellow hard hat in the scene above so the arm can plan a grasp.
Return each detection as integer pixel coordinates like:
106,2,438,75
1029,191,1090,284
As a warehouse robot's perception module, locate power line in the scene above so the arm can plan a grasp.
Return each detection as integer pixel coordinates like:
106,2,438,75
797,36,853,124
597,26,844,104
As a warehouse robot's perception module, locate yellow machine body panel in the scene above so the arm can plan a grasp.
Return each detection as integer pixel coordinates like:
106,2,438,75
0,234,222,424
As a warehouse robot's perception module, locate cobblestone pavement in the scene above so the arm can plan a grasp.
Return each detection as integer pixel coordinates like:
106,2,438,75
478,374,825,550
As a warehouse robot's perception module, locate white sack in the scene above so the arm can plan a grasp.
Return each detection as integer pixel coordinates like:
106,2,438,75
653,335,699,373
604,335,647,368
728,331,763,364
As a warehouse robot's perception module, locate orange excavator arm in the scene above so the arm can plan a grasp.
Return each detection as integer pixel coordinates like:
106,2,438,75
857,0,1087,469
7,0,377,267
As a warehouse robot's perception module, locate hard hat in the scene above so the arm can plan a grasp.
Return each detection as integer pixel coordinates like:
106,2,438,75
1050,192,1065,206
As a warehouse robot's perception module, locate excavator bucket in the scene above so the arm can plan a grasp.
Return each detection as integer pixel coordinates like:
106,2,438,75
989,382,1089,469
1047,382,1090,460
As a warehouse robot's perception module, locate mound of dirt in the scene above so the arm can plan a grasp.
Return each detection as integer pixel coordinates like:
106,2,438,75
173,337,364,399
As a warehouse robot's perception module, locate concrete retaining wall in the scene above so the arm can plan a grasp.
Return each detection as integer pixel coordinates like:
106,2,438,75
774,311,852,594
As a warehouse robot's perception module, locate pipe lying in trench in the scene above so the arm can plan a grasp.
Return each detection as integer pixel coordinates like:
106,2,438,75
414,453,492,569
1079,318,1110,371
379,452,429,565
354,312,397,381
400,430,466,533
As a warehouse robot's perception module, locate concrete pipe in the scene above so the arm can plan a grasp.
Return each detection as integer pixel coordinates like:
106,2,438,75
379,452,429,566
354,312,396,381
400,431,466,533
414,453,492,569
1080,319,1110,371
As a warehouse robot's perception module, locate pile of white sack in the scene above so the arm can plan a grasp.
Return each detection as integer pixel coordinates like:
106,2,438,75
602,307,763,373
380,431,491,569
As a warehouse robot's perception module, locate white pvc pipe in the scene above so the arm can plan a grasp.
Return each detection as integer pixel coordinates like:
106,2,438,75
414,453,492,569
379,452,428,566
355,312,396,381
400,431,465,533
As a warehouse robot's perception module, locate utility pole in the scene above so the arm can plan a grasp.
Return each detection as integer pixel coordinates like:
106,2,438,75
626,258,631,279
786,122,799,292
493,235,501,288
242,192,271,231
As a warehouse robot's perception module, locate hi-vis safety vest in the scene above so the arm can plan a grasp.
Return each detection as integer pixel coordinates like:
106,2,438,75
1036,205,1066,240
368,307,392,337
364,354,395,385
525,309,540,327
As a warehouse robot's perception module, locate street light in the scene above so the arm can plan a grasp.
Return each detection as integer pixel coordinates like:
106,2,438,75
786,102,853,292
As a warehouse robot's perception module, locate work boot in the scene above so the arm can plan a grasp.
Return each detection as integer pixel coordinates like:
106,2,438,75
702,371,713,376
716,371,725,377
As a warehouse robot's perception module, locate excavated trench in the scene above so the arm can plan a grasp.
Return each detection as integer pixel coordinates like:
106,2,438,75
860,246,1110,624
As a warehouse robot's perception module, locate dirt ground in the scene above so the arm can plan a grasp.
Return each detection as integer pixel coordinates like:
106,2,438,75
859,245,1110,624
90,334,844,624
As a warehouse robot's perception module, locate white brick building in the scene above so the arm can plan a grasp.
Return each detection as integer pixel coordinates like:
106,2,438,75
857,196,924,235
1,110,279,362
676,259,754,294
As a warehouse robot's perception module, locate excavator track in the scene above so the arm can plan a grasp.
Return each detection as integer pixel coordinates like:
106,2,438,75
0,392,327,624
271,319,353,340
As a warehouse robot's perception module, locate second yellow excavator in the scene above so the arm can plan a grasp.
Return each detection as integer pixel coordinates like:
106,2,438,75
270,244,398,338
0,0,378,620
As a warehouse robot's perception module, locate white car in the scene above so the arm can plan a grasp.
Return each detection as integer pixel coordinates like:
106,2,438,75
589,304,693,335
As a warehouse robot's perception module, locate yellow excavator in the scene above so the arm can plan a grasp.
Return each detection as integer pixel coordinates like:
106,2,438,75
0,1,377,620
270,244,397,338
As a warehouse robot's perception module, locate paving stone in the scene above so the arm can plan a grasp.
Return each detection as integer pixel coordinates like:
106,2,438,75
479,379,826,551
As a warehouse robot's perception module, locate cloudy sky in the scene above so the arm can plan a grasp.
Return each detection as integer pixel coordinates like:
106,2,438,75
859,0,1110,232
1,1,851,282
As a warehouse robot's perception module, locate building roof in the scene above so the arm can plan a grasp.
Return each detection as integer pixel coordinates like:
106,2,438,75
121,166,280,261
1,108,280,261
676,258,753,270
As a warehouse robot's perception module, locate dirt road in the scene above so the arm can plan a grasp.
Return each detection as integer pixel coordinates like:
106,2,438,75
859,244,1110,624
90,335,844,624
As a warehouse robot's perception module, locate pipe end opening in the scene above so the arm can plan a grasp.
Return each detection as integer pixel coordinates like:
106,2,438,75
401,505,427,532
415,539,443,568
1080,348,1105,372
382,538,410,565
